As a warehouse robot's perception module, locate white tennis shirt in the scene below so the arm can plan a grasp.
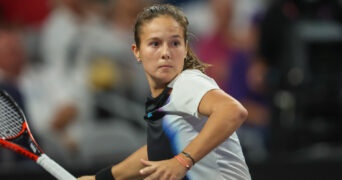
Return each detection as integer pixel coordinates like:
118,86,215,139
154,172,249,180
144,69,251,180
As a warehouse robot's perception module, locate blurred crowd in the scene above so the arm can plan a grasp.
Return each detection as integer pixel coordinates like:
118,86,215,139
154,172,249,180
0,0,152,169
0,0,341,176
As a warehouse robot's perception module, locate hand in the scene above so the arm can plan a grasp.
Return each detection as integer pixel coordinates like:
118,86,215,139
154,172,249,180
77,175,95,180
139,158,187,180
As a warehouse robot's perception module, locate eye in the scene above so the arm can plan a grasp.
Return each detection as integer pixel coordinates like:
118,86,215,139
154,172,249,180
150,41,159,47
171,40,181,47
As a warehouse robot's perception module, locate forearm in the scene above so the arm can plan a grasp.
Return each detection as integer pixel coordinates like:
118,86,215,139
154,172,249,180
111,145,148,180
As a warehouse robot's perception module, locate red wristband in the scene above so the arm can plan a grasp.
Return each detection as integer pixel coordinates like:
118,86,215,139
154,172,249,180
181,151,195,165
175,155,192,170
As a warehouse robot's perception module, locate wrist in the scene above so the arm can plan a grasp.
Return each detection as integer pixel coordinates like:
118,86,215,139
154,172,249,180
95,166,115,180
174,154,194,170
181,151,196,165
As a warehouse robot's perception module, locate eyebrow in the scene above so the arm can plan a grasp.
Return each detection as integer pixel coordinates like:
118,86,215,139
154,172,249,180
146,34,182,42
170,35,183,39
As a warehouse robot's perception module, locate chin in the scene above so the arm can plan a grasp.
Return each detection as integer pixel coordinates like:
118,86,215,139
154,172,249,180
157,73,177,84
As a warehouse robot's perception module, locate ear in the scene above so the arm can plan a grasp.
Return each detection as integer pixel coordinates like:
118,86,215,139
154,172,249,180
132,43,140,61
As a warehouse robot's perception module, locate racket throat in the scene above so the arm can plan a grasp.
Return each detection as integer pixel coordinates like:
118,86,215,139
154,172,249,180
0,131,43,161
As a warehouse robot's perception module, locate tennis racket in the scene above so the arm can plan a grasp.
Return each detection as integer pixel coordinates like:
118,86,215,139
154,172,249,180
0,90,76,180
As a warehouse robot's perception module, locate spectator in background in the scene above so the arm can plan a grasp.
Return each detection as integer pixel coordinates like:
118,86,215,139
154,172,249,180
0,0,51,29
0,26,29,163
21,0,152,168
20,0,103,167
0,0,51,65
227,44,271,164
0,1,50,166
75,0,151,103
195,0,235,91
194,0,271,163
226,0,271,163
0,27,27,118
71,0,152,166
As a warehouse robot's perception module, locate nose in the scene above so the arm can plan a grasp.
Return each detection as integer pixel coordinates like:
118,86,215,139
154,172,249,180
161,44,170,60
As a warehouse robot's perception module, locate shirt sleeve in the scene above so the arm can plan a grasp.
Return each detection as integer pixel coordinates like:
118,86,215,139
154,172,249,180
170,70,220,118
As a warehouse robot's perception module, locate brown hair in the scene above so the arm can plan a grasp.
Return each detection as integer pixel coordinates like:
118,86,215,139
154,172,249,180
133,4,210,73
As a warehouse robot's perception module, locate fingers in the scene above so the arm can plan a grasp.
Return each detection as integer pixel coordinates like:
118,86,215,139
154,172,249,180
140,158,152,165
140,158,156,176
140,158,185,180
139,165,156,175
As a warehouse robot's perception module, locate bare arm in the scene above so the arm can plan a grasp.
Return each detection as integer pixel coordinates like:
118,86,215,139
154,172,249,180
111,145,148,179
182,89,248,163
77,145,147,180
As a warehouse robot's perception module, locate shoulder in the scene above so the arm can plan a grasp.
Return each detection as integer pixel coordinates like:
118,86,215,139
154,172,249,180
169,69,216,87
166,69,219,117
168,69,220,99
179,69,207,78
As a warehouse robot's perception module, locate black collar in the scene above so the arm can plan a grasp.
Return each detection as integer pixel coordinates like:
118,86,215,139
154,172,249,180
144,87,172,121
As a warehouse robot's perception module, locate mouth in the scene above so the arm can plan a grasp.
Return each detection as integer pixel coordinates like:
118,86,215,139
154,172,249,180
158,65,173,69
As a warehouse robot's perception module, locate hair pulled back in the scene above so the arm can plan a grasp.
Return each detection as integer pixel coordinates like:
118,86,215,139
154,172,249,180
133,4,210,73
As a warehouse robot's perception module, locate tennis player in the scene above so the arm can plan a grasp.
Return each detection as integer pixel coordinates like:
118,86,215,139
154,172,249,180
78,3,251,180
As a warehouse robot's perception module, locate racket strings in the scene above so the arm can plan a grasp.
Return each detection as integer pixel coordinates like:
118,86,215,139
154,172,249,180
0,94,24,139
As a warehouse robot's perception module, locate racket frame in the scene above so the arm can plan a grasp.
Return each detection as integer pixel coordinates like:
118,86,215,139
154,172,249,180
0,90,76,180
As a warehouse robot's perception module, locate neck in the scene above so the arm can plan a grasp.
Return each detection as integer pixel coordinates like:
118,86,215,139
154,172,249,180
150,85,167,98
147,78,168,98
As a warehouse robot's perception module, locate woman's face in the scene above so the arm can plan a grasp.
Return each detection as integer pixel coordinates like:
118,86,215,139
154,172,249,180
132,15,187,89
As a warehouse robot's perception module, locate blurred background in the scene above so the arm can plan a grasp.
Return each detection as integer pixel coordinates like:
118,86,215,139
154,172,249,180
0,0,341,179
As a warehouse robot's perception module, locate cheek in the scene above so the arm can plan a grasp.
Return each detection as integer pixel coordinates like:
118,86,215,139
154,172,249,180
141,48,157,60
141,60,156,74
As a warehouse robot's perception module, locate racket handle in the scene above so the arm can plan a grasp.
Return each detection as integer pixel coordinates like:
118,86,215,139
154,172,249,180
37,154,76,180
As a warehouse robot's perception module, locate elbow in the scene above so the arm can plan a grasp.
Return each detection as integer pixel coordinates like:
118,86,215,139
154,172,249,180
215,100,249,127
228,102,248,126
218,102,248,134
239,105,248,123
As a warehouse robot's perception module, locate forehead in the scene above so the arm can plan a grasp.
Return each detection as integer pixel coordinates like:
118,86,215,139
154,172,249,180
140,15,184,39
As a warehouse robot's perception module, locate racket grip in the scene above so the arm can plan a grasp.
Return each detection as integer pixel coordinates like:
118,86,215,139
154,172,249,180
37,154,76,180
